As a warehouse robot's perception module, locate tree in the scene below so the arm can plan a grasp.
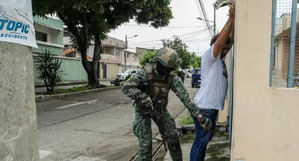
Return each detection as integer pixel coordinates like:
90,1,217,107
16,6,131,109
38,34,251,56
162,36,192,69
33,0,173,88
139,50,157,67
190,53,202,68
34,50,64,94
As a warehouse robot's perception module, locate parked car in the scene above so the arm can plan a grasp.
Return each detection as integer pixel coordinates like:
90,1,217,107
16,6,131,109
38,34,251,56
185,69,193,78
191,68,201,88
117,69,140,81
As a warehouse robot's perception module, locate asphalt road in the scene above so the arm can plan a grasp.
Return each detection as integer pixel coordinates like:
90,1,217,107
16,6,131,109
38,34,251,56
37,79,198,161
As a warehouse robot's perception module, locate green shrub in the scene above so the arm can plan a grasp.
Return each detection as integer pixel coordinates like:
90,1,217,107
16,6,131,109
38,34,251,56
139,50,157,66
35,50,64,94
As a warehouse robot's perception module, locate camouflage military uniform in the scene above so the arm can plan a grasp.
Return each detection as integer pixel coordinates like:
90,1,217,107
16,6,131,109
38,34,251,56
121,64,202,161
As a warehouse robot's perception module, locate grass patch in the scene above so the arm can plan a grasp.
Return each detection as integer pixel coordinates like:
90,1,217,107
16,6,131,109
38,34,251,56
180,115,194,125
54,85,90,94
53,84,113,94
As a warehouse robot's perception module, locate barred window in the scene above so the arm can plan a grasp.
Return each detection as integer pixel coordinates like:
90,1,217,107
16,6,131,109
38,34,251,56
270,0,299,88
36,31,47,42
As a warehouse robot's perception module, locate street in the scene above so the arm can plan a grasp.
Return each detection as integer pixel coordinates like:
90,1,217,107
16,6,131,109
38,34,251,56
37,79,198,161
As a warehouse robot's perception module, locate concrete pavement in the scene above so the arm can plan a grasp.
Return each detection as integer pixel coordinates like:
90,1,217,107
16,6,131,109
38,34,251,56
37,79,198,161
35,80,112,94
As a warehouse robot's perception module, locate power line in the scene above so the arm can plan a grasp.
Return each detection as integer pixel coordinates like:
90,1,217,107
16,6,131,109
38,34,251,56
124,24,205,29
130,36,211,47
197,0,214,36
181,28,210,40
133,29,208,45
184,37,211,43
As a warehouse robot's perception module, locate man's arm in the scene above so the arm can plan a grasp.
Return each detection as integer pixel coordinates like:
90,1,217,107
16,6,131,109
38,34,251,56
171,75,200,117
121,70,153,108
171,75,212,130
213,3,235,58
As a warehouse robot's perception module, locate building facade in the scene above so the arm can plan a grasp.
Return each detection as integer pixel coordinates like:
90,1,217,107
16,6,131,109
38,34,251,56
229,1,299,161
64,34,142,81
97,37,125,80
33,16,87,85
270,10,299,87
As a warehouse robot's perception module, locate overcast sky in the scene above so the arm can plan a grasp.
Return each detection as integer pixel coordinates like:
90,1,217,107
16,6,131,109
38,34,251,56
108,0,230,56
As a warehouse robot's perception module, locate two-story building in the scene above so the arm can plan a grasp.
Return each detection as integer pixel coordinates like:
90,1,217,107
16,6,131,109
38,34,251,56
273,11,299,87
64,33,142,81
33,16,87,85
96,37,125,80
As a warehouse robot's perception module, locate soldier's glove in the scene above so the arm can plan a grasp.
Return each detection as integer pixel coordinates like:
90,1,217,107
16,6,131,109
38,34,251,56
141,95,153,108
196,113,212,130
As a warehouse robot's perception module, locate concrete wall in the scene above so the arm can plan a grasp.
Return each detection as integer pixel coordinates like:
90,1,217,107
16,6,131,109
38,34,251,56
33,56,87,83
99,63,119,80
231,1,299,161
0,42,39,160
218,51,233,123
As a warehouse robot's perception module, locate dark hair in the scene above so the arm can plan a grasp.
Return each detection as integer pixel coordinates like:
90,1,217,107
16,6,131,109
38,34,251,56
210,34,218,46
210,34,231,46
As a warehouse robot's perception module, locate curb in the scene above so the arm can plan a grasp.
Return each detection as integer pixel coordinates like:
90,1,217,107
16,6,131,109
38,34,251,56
35,86,120,102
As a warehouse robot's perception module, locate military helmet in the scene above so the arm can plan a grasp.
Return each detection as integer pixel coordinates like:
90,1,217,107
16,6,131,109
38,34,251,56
156,47,180,69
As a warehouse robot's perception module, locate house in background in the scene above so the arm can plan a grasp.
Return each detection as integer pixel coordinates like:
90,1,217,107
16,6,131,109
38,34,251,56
33,16,87,85
273,10,299,87
97,36,125,80
98,37,142,80
64,33,142,81
125,50,142,70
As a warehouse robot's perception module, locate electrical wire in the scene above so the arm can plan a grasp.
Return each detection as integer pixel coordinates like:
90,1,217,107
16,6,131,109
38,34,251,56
123,24,205,29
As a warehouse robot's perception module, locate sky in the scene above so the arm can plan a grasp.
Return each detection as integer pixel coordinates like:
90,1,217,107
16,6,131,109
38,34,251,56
108,0,230,56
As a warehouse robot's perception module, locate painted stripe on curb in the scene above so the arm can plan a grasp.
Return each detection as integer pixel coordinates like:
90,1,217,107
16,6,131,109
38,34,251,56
56,99,98,110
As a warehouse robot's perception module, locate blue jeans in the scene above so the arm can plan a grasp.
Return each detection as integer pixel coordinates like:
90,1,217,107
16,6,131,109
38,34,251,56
190,109,219,161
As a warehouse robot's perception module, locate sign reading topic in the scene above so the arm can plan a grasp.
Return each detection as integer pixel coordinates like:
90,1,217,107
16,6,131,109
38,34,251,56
0,0,37,48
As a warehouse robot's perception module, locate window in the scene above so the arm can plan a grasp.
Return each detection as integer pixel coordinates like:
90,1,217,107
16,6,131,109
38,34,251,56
115,48,121,56
270,0,299,88
36,31,47,42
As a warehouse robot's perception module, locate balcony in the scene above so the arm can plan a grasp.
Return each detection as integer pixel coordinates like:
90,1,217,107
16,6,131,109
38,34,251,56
100,54,121,64
33,41,64,55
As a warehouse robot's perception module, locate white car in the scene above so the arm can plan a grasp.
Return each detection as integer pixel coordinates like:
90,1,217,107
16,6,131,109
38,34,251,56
117,69,140,81
185,69,193,78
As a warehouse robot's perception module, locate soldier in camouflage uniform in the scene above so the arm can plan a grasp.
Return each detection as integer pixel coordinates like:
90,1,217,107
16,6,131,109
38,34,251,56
121,47,212,161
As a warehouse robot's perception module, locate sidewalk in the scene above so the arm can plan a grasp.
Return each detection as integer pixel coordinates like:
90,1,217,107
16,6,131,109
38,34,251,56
159,124,230,161
35,80,112,94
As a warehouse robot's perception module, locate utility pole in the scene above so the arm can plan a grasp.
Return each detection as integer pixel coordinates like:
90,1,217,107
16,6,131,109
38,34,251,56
0,42,39,160
125,35,128,72
214,3,216,36
0,1,39,159
124,34,138,72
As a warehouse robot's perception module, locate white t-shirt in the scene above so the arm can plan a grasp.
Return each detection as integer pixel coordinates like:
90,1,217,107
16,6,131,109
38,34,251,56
194,45,228,111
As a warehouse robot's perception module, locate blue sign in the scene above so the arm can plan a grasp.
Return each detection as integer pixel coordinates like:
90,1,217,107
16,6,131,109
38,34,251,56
0,0,37,48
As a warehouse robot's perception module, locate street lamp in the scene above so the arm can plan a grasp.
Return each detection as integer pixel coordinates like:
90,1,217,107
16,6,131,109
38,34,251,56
124,34,138,71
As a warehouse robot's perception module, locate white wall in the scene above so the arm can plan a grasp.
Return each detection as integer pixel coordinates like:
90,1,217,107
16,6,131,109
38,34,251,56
232,1,299,161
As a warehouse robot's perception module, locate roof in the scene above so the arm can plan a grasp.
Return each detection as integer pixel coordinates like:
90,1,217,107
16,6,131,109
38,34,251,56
63,48,75,55
275,22,299,39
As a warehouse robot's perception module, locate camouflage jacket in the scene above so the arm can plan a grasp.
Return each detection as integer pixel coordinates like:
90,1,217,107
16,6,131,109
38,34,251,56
121,66,200,117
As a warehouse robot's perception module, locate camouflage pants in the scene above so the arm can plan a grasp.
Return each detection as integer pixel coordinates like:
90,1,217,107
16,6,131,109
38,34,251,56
133,107,182,161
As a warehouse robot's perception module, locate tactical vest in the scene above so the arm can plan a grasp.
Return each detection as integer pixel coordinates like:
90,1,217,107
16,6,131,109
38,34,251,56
144,65,172,108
